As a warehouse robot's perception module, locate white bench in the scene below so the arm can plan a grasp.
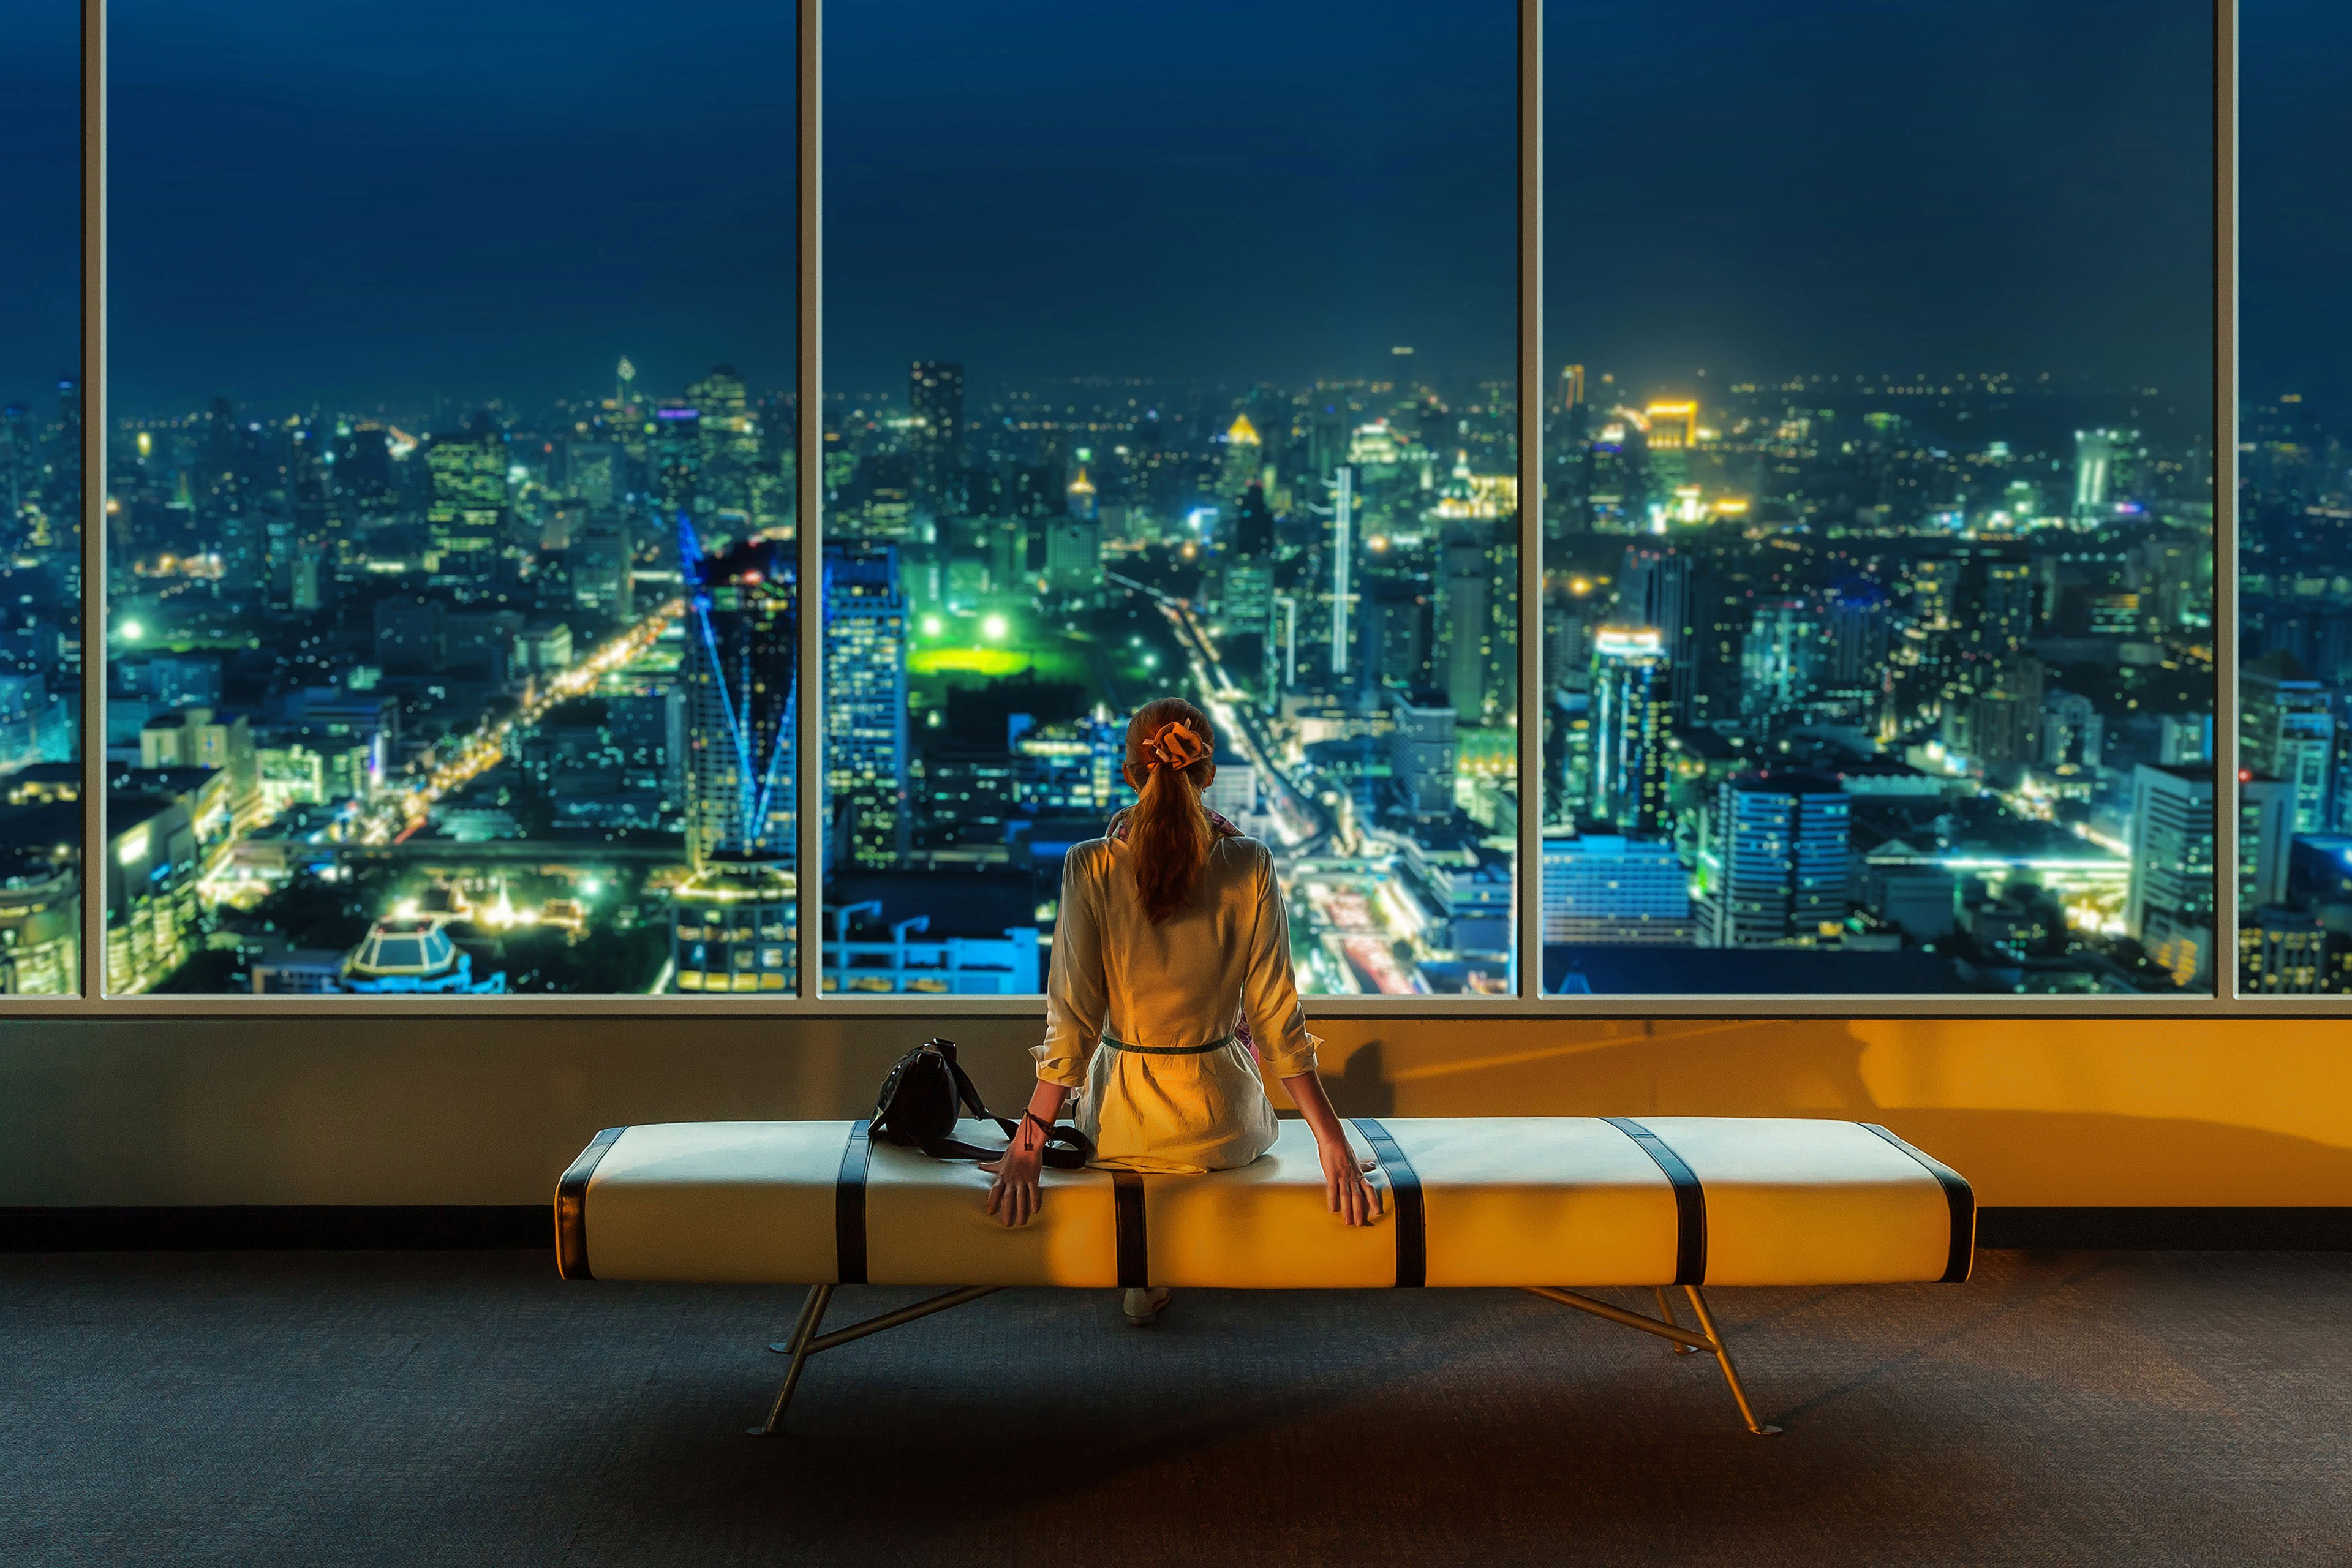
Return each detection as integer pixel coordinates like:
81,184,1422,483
555,1115,1973,1437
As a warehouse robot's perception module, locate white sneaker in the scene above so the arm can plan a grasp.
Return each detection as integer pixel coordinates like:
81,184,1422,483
1122,1287,1172,1326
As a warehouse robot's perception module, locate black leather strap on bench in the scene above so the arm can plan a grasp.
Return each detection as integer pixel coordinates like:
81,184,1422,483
554,1126,625,1281
1113,1172,1148,1287
835,1120,872,1285
1605,1117,1706,1284
1352,1117,1425,1287
1861,1123,1976,1283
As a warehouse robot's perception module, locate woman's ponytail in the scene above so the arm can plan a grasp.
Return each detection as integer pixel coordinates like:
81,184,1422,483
1123,697,1217,924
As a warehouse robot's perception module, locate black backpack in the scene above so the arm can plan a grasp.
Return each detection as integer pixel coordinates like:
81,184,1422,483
870,1038,1095,1170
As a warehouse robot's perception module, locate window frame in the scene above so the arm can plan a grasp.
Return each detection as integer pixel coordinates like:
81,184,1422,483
17,0,2283,1018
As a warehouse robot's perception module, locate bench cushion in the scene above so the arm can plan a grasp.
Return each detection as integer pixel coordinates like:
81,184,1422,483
557,1116,1971,1290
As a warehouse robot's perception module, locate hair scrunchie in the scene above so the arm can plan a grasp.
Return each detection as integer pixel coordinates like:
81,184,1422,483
1144,720,1210,773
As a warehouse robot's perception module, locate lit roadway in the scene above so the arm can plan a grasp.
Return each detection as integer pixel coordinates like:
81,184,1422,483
356,600,684,846
1103,569,1439,995
1103,570,1334,855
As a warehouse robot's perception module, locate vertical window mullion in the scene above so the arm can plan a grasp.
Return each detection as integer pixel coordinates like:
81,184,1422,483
2213,0,2239,1005
79,0,105,1004
1515,0,1543,1001
794,0,824,1008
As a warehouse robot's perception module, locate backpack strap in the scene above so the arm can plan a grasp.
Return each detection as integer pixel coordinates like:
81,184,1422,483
918,1118,1095,1171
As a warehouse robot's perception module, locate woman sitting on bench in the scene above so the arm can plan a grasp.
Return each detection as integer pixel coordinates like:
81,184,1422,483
983,696,1383,1324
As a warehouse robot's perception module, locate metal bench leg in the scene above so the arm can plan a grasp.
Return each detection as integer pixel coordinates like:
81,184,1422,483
750,1284,1000,1437
1683,1286,1781,1436
749,1284,834,1437
1654,1287,1700,1353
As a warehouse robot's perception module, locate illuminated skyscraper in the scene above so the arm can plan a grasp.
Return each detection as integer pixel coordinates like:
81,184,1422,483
1618,546,1694,714
685,365,763,522
424,429,507,584
1644,401,1697,450
910,361,965,510
673,524,797,995
1590,627,1671,832
652,407,703,514
1218,413,1264,505
1558,364,1585,413
2073,428,2122,522
1229,481,1275,557
679,529,796,865
1702,772,1849,949
825,542,910,869
2241,652,2333,832
2125,763,2215,986
1328,467,1354,677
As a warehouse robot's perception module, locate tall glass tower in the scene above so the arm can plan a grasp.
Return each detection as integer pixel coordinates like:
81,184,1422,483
824,542,910,869
671,524,797,994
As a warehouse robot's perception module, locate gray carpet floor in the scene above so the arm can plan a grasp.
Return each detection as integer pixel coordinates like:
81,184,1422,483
2,1249,2345,1567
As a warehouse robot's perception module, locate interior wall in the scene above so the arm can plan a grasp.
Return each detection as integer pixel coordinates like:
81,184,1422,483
5,1014,2349,1208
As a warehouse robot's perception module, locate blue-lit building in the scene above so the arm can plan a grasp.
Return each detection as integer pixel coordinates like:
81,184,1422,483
824,542,910,869
1703,772,1850,949
680,530,796,867
251,918,507,995
1541,834,1693,945
1591,627,1672,833
673,524,799,995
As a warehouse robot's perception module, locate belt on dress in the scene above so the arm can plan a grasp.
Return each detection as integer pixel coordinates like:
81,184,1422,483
1099,1030,1237,1056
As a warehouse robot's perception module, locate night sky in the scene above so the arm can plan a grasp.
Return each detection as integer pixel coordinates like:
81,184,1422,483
0,1,2342,418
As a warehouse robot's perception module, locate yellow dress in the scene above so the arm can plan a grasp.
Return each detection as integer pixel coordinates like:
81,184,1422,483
1034,832,1319,1174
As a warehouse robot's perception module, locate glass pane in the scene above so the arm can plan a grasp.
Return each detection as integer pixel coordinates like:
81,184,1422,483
0,1,84,998
823,1,1517,997
1542,1,2216,996
107,1,796,995
2239,1,2352,995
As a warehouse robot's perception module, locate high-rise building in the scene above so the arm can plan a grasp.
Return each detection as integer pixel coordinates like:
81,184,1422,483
1589,627,1672,833
685,365,764,522
2125,763,2215,986
2072,428,2138,522
825,542,910,868
1229,481,1275,557
1702,771,1850,949
424,429,507,584
680,532,796,866
2241,652,2332,832
1218,414,1264,508
1044,518,1100,597
1618,546,1695,723
1540,834,1692,944
1820,576,1891,689
652,407,703,514
2241,774,2296,910
1558,364,1585,413
1387,688,1456,821
2240,906,2328,995
1741,600,1814,720
1983,559,2035,654
910,361,965,510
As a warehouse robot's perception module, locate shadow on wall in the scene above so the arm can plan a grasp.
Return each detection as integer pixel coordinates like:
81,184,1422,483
1299,1017,2352,1209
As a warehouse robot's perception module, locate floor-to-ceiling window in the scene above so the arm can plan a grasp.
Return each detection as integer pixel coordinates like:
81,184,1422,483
0,0,85,997
1540,0,2218,997
103,0,797,995
818,0,1519,998
2237,0,2352,995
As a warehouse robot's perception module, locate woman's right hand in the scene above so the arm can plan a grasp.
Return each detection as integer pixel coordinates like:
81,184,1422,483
1317,1134,1383,1227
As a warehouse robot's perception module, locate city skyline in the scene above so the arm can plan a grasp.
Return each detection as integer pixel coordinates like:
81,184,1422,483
1,340,2258,998
7,0,2350,1002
